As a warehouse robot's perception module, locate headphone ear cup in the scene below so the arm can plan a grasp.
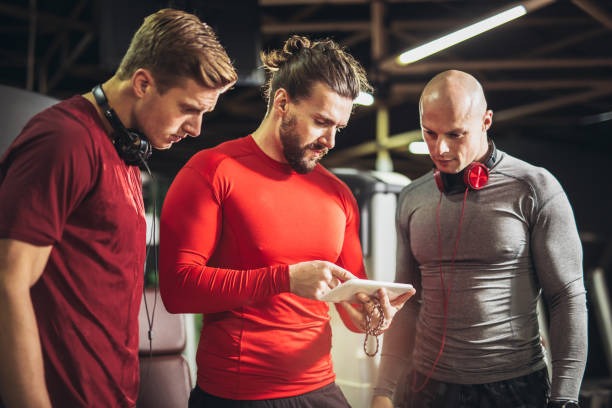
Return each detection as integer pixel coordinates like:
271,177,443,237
463,162,489,190
91,84,151,165
434,169,445,192
115,129,152,165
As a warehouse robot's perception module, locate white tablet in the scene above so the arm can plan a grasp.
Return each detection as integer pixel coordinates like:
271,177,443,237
319,279,414,303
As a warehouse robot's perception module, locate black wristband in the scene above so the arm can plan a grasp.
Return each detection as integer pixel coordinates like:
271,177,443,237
547,400,580,408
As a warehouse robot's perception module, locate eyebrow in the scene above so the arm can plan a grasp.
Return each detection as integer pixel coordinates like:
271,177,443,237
446,128,466,134
422,126,465,134
315,114,347,128
181,101,211,113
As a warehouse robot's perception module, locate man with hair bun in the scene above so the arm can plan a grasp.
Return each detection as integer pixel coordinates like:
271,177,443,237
0,8,236,408
160,35,414,407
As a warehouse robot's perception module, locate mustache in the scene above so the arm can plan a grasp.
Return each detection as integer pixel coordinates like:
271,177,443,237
305,142,328,155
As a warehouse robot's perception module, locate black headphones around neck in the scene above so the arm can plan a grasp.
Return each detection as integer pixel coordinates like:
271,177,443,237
434,139,497,193
92,84,152,165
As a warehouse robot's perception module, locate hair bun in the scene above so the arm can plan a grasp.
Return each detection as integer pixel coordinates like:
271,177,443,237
261,35,312,71
283,35,311,56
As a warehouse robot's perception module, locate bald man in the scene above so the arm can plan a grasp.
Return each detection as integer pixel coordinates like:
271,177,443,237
372,70,587,408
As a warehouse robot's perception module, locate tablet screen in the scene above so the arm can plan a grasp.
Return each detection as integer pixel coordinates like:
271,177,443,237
319,279,414,303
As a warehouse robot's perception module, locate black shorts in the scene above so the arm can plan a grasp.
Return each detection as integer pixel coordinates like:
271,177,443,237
401,368,550,408
188,382,351,408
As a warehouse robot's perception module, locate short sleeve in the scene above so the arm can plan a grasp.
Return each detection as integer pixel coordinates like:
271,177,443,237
0,114,97,245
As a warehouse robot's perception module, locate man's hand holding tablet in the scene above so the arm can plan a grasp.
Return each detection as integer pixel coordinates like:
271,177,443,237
324,278,416,338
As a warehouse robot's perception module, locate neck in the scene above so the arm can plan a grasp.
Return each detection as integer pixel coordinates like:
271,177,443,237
474,136,491,163
251,113,287,163
83,76,134,134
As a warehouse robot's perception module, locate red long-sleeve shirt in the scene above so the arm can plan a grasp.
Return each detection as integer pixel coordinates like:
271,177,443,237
159,135,367,399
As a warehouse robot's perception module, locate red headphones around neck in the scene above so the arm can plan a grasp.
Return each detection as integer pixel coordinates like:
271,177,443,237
433,140,497,193
434,161,490,192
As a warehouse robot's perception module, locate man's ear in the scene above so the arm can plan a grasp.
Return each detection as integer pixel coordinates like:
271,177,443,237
132,69,155,98
272,88,290,116
483,109,493,132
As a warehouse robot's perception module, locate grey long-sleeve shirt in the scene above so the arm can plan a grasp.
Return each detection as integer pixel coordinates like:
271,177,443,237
374,150,587,401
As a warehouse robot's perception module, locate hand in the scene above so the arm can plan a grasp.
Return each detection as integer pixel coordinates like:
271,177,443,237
340,287,415,333
371,395,394,408
288,260,357,300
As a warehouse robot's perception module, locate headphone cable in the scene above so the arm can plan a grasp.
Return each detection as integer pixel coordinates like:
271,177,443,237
140,157,158,383
413,186,469,392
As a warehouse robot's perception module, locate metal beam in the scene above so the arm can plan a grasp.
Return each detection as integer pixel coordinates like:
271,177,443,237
0,3,93,32
262,21,369,34
571,0,612,30
47,32,95,91
520,27,606,57
260,0,454,5
381,58,612,75
342,31,370,48
39,0,90,94
392,79,612,95
262,17,592,35
324,130,421,166
288,4,323,22
494,86,612,122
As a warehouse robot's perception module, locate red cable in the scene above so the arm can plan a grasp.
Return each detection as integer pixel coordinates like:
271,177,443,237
413,187,469,392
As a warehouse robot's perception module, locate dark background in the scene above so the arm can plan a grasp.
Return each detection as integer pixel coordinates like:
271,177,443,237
1,0,611,380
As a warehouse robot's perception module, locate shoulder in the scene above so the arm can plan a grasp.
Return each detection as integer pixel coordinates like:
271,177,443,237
398,171,434,206
311,165,356,201
5,97,102,165
184,136,253,178
306,166,360,219
495,151,564,202
29,96,99,140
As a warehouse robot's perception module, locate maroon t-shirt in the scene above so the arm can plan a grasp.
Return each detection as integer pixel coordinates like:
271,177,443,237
0,96,146,407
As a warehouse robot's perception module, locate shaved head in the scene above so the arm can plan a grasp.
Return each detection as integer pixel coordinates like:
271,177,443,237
418,70,493,174
419,70,487,121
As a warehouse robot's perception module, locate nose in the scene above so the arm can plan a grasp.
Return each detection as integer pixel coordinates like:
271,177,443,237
183,115,202,138
319,128,336,149
437,136,449,155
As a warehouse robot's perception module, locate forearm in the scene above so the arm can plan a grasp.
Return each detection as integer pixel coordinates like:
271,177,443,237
0,286,51,408
530,189,587,400
0,239,52,407
160,263,290,314
547,278,588,401
373,301,418,398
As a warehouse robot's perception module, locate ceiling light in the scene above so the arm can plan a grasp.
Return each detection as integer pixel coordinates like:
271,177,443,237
398,5,527,65
408,141,430,155
354,91,374,106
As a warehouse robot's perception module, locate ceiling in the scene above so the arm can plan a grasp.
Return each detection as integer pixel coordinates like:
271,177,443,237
1,0,611,180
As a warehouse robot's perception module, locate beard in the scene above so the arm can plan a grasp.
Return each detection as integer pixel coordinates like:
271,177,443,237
279,114,329,174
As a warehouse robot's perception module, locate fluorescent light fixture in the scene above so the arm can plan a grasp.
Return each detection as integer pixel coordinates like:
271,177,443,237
398,5,527,65
354,91,374,106
408,141,430,155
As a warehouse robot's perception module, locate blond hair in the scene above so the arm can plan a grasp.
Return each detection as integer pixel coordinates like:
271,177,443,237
117,8,237,93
